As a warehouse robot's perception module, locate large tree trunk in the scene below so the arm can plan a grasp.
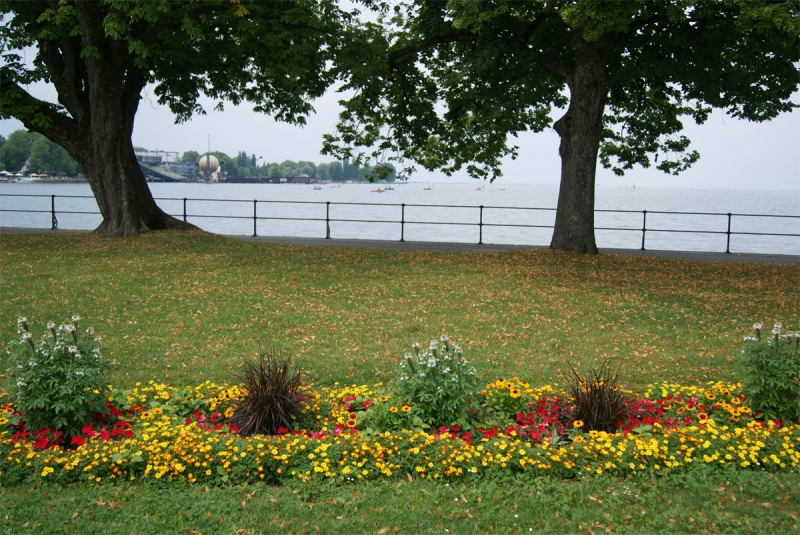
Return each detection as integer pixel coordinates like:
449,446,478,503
550,40,608,254
8,1,193,237
74,93,192,237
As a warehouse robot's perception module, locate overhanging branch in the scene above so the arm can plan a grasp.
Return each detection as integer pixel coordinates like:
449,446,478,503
0,75,78,153
388,32,475,69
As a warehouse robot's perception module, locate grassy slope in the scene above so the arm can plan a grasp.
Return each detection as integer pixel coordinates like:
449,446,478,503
1,231,798,534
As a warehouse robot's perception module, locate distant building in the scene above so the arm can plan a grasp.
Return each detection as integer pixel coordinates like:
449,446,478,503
135,150,191,179
290,173,311,184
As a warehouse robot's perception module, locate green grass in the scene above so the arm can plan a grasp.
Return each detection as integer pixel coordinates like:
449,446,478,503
1,231,798,534
1,231,797,391
2,471,798,534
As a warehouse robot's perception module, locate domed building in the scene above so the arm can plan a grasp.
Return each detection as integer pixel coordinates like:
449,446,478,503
199,154,221,182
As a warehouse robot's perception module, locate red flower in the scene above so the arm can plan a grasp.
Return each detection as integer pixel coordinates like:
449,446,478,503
483,428,498,438
277,427,288,435
34,435,49,449
362,400,372,408
123,429,134,438
451,424,461,432
99,429,111,441
82,423,97,437
71,436,86,446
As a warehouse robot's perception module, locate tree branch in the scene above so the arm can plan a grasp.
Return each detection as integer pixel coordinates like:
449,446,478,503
388,32,475,69
0,75,78,153
533,51,572,80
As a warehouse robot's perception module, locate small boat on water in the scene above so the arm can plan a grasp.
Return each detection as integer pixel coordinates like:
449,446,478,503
313,186,322,190
424,186,434,191
371,188,385,193
384,186,394,191
475,186,484,191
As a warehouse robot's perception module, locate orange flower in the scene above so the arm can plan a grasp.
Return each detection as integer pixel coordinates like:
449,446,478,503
698,412,709,422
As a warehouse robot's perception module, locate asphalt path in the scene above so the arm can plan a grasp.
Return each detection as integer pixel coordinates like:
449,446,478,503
2,227,797,264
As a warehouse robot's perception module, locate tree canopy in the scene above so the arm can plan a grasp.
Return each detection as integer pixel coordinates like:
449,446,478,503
0,0,349,235
325,0,800,252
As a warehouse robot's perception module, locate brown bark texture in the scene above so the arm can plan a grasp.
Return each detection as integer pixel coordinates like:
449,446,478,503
13,3,194,237
550,40,608,254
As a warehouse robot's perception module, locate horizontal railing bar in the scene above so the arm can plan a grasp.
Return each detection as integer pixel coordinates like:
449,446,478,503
728,230,800,237
730,213,800,219
0,193,95,199
0,209,52,214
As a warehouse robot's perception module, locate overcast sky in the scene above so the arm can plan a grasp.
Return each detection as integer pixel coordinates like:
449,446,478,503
2,74,798,191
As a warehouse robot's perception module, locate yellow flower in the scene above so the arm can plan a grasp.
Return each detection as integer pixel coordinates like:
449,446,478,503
573,420,584,429
152,407,163,416
401,405,412,413
510,389,521,399
389,407,399,413
0,417,8,425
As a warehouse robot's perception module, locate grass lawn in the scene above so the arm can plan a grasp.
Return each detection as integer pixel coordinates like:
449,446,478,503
1,231,798,534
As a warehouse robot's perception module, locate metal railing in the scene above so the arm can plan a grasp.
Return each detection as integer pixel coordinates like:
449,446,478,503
1,192,798,254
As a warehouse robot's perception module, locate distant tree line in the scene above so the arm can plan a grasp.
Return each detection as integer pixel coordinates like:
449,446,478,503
0,129,81,175
167,147,396,182
0,130,396,182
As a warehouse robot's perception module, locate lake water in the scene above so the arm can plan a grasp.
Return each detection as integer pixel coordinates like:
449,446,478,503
1,181,798,255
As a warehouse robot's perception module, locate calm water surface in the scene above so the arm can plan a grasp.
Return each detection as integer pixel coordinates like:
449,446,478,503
1,181,798,255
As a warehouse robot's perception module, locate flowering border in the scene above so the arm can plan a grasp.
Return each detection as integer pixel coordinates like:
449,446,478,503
1,379,798,486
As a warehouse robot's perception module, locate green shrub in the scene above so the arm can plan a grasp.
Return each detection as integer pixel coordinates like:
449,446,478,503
355,397,429,434
738,323,800,423
396,335,478,428
6,316,109,440
228,349,311,436
565,363,626,433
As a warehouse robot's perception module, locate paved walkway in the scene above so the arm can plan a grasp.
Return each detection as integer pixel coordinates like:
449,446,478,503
2,227,797,263
232,235,799,264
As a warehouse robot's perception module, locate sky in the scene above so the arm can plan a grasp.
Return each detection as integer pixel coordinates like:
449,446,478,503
2,70,799,191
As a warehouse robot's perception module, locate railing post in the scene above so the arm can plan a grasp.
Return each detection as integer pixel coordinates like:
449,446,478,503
253,200,258,237
51,194,58,230
400,203,405,242
325,201,331,239
478,205,484,245
640,210,647,250
183,198,188,223
726,212,732,254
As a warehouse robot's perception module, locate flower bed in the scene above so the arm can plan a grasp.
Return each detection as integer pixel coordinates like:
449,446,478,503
1,379,798,486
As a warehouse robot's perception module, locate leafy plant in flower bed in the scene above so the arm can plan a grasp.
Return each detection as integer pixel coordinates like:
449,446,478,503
228,348,313,436
397,336,479,429
5,316,111,444
738,323,800,423
566,363,626,433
